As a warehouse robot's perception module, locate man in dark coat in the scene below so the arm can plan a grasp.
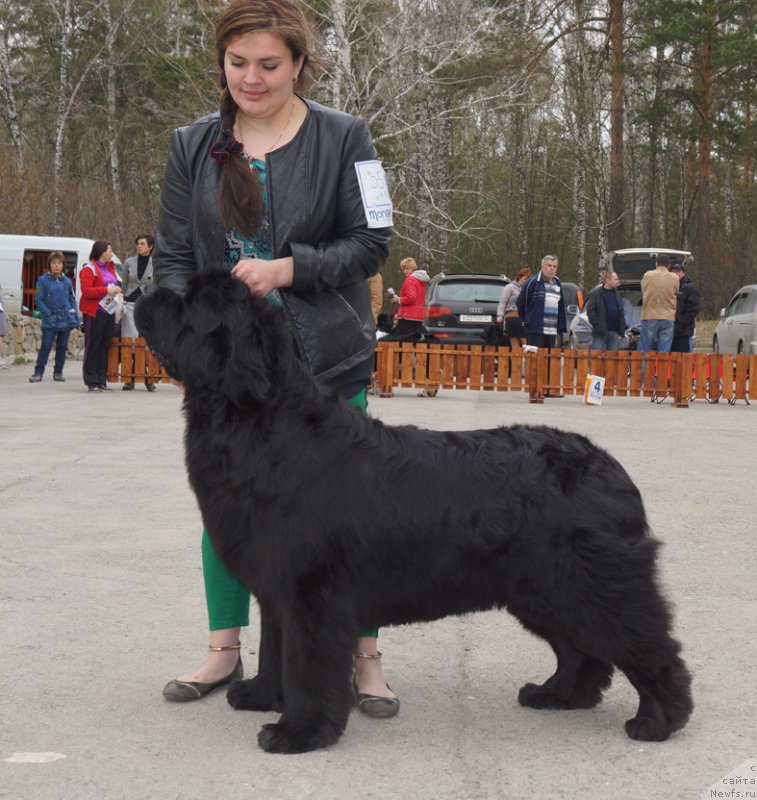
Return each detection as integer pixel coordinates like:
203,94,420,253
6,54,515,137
670,262,700,353
584,270,627,351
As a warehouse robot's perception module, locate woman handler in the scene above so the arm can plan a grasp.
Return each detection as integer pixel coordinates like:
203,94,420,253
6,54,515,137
154,0,398,718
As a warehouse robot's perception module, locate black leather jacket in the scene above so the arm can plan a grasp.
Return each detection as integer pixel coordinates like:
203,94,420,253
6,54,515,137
153,99,391,388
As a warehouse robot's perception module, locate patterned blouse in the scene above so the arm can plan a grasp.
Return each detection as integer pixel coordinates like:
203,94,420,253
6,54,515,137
224,155,281,307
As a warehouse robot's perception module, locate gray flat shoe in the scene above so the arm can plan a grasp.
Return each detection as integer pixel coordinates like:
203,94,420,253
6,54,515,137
352,649,400,718
163,655,243,702
353,677,400,718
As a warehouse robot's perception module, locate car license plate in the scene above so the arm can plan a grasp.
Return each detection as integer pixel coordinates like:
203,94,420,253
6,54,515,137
459,314,491,323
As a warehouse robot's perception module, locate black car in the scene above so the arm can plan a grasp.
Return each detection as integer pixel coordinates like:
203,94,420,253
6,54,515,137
422,273,510,345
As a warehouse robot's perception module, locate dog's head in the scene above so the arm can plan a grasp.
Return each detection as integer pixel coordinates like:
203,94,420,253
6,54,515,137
136,269,287,405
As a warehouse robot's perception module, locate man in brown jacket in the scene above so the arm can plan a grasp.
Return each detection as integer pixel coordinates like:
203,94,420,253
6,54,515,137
638,254,680,354
367,273,383,324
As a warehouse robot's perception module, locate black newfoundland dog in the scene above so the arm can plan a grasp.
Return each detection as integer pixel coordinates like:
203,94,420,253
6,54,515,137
136,270,692,754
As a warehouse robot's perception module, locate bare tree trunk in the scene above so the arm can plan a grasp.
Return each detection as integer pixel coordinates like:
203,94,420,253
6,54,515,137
645,44,665,244
52,0,73,235
678,157,687,247
105,0,121,200
744,88,752,193
329,0,350,110
694,30,714,313
0,31,23,168
510,105,530,263
574,160,586,289
435,113,452,272
607,0,625,250
563,0,602,286
49,0,108,234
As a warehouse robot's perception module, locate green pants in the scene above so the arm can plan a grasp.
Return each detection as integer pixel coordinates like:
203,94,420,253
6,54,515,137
202,387,378,638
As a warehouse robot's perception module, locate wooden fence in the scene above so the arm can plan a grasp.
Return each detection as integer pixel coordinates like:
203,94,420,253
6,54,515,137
106,338,173,384
374,341,756,408
106,337,755,408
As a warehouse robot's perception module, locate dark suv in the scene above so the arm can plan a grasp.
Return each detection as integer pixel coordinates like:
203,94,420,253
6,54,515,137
422,273,509,345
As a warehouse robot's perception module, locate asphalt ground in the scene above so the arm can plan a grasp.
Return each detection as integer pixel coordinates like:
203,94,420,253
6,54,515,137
0,364,755,800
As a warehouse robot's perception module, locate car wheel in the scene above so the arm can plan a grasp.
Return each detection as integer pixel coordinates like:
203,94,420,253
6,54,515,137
713,335,719,354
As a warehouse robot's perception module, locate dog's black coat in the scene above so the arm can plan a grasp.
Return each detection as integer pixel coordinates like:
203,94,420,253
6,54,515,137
136,270,693,754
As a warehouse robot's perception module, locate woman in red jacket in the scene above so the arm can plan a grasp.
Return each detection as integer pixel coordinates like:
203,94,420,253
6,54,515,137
79,240,122,392
389,256,430,339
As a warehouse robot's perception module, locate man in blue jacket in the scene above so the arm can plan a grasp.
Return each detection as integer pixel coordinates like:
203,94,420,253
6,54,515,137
516,254,567,349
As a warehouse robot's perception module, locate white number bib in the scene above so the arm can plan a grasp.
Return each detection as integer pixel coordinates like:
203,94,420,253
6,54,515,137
355,160,393,229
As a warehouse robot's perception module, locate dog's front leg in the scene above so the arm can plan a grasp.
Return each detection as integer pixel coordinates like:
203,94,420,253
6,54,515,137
257,606,356,754
227,604,285,713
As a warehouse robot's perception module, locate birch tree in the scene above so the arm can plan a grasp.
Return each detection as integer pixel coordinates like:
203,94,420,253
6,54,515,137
0,4,24,168
310,0,535,268
45,0,110,233
607,0,625,250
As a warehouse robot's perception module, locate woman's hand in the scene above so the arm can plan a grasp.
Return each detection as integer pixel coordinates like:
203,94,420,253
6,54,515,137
232,258,294,298
107,285,122,297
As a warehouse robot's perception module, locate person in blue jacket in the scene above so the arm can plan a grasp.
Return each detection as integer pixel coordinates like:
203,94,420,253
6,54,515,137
29,252,79,382
516,254,567,349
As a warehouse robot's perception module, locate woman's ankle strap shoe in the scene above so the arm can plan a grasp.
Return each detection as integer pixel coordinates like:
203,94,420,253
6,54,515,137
162,648,243,702
352,651,400,718
353,676,400,718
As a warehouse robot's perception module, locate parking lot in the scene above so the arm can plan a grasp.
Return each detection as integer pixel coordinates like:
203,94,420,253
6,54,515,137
1,364,755,800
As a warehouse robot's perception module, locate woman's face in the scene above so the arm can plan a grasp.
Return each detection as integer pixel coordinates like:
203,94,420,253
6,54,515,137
518,274,529,286
402,264,415,277
99,245,113,263
224,31,303,121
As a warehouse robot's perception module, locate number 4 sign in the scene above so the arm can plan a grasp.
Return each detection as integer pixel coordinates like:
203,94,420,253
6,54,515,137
584,374,606,406
355,160,393,229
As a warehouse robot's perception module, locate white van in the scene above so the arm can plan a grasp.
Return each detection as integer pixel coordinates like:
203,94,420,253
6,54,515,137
0,235,122,315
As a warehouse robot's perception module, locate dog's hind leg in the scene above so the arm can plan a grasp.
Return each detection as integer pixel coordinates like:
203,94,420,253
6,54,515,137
227,606,285,713
617,643,693,742
585,551,693,740
517,629,614,710
256,603,356,754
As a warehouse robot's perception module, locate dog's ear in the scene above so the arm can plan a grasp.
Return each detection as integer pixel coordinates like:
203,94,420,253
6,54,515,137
134,288,186,379
223,296,274,406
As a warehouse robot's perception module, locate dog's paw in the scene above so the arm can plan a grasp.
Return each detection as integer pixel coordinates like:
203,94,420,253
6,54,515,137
518,682,573,710
624,715,670,741
227,677,284,712
518,680,602,710
257,720,341,754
